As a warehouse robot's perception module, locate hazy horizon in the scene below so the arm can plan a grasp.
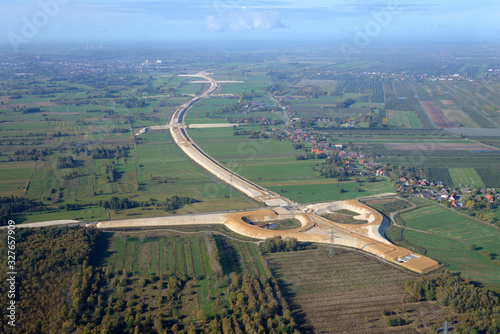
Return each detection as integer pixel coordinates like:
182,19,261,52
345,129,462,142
2,0,499,53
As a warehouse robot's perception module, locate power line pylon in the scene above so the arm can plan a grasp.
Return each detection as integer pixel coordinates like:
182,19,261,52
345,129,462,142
436,320,455,334
327,227,335,257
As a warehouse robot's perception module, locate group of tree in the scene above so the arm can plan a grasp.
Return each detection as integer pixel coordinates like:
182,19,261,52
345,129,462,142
11,148,52,161
226,116,283,126
115,96,146,108
0,227,100,332
295,151,327,161
0,196,48,226
98,196,140,210
98,195,198,212
319,167,350,179
91,145,129,159
261,236,298,253
104,163,121,183
404,270,500,333
337,98,356,109
0,226,299,334
163,195,199,212
62,171,84,180
220,273,298,334
72,145,130,160
233,129,253,136
21,107,42,114
56,156,77,169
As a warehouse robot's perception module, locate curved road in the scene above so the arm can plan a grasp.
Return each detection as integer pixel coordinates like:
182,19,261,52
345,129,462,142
168,72,292,207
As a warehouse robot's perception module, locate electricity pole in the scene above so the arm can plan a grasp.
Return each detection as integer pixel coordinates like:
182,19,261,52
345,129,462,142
436,321,455,334
328,227,335,257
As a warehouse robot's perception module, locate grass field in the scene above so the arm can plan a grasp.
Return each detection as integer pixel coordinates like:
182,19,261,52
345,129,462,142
449,168,485,187
267,178,394,203
189,127,394,203
266,246,449,333
0,161,34,197
400,203,500,292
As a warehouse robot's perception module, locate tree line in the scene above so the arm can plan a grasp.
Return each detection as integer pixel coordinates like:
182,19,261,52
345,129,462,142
0,226,299,333
98,195,198,212
261,236,298,253
0,196,48,226
404,270,500,333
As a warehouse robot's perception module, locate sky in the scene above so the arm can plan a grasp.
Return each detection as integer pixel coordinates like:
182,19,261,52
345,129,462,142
1,0,499,49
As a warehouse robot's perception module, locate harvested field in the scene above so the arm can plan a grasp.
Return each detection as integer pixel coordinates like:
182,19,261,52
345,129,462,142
267,247,449,333
383,142,499,151
440,108,478,128
420,101,457,128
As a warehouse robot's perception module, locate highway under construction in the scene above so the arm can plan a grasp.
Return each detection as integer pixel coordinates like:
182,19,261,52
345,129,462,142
97,72,440,274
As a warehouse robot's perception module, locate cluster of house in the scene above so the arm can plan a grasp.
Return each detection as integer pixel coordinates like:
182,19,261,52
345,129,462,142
395,177,498,207
340,119,357,127
241,101,274,112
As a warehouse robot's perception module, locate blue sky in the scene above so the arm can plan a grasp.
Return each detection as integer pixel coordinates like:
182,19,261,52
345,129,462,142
1,0,499,47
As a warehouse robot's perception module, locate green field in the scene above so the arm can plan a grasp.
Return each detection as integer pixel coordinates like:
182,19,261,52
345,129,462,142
102,231,267,277
189,127,394,203
268,178,394,203
400,204,500,292
96,230,269,320
449,168,485,187
0,161,34,196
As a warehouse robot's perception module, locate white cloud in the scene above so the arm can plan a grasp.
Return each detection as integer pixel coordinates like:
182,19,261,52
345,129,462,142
206,11,285,32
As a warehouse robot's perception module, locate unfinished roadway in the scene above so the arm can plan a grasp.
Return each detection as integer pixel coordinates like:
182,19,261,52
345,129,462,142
96,72,440,274
167,72,292,207
4,72,439,274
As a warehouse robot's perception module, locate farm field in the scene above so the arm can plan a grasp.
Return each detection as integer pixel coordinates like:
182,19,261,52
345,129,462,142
267,179,394,203
133,133,260,217
189,127,395,203
448,168,485,187
476,168,500,188
383,142,499,151
0,161,34,197
399,203,500,293
266,247,450,333
95,230,269,321
387,110,422,128
419,101,457,128
101,230,267,277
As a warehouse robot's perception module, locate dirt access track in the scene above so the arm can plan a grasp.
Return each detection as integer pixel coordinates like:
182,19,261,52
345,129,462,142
97,199,439,274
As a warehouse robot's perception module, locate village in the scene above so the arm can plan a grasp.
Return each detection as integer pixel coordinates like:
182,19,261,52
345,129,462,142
285,122,499,224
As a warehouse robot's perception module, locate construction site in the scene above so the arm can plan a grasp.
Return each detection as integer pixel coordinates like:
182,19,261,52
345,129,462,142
94,72,442,274
97,198,440,273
